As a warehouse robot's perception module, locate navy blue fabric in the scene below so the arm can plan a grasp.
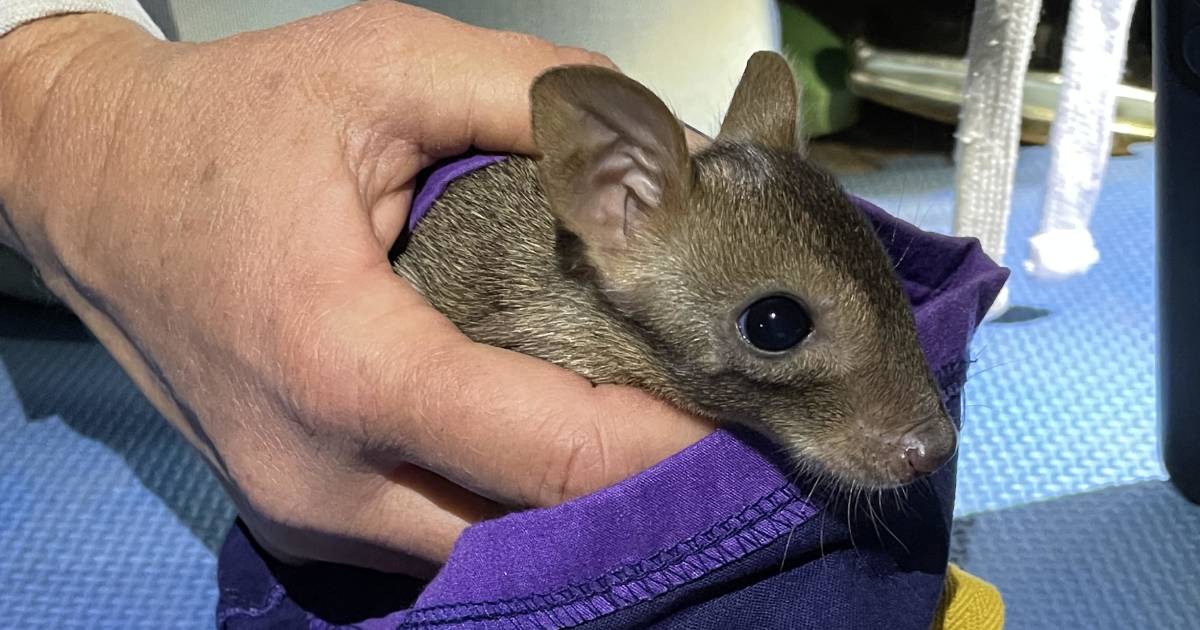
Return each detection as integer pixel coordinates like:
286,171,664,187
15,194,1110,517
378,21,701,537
217,520,426,629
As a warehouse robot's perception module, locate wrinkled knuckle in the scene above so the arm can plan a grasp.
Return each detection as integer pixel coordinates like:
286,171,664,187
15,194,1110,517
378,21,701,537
344,0,399,39
334,0,435,54
485,31,612,72
491,29,548,52
333,0,403,28
555,45,618,71
293,1,395,75
357,0,398,14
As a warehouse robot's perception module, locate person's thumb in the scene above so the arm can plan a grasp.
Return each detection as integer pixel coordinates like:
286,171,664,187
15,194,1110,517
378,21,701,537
312,263,715,509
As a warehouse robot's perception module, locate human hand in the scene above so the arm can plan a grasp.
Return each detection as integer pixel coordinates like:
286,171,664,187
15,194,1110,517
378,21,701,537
0,1,713,575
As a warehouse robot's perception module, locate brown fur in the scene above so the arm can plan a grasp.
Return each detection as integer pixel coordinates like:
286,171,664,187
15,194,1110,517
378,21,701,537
391,52,952,491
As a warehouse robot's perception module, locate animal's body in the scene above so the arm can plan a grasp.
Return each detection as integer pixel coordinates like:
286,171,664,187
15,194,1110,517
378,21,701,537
392,52,953,491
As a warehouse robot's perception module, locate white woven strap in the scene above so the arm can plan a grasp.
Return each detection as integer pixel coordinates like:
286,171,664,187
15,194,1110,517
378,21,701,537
953,0,1043,320
1026,0,1138,280
0,0,163,39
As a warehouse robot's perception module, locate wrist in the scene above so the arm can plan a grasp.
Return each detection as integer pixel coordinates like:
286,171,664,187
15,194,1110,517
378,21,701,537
0,12,162,257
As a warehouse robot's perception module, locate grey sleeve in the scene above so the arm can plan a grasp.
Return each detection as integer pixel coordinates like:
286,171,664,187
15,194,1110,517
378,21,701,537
0,1,165,304
0,0,164,38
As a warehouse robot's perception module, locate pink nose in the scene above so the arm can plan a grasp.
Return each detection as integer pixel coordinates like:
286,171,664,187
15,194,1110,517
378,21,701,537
900,420,957,477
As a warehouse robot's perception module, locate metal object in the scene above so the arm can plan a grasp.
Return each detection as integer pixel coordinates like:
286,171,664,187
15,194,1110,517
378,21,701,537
849,41,1155,153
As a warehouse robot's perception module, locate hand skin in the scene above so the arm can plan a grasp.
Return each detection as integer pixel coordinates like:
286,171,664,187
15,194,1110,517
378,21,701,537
0,1,714,576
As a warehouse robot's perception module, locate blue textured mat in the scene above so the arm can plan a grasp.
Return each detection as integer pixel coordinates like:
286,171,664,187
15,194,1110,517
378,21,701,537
950,480,1200,630
0,141,1192,628
841,142,1166,516
841,142,1197,628
0,303,235,628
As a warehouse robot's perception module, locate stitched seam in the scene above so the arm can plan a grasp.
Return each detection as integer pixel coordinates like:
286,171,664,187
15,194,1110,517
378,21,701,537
407,485,798,614
391,485,814,627
217,584,288,625
406,495,813,628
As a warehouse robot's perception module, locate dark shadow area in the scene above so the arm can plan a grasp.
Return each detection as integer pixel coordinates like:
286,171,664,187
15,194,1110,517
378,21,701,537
0,296,234,552
221,519,427,626
808,101,958,177
989,305,1052,324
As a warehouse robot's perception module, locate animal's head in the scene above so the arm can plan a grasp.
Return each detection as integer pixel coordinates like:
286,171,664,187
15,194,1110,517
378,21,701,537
529,51,955,490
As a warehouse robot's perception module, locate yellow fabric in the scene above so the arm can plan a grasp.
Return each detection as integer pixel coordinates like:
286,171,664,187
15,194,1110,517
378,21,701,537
931,563,1005,630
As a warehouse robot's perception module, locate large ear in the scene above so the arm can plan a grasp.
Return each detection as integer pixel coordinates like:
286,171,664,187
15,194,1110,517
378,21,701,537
716,51,800,151
531,65,690,253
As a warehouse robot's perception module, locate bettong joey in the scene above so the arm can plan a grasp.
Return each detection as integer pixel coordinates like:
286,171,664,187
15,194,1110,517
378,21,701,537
391,51,954,494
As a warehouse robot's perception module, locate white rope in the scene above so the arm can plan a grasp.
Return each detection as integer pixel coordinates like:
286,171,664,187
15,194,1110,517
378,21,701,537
1026,0,1138,280
953,0,1043,320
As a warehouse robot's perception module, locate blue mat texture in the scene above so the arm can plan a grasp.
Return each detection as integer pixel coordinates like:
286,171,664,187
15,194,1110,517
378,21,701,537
1,141,1195,629
0,302,235,628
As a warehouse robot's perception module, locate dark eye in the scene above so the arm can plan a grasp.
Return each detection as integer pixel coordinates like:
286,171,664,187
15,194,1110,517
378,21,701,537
737,294,812,353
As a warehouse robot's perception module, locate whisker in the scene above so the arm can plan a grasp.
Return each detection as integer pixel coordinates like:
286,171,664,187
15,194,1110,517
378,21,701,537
779,524,797,574
801,469,824,508
781,467,825,573
867,491,884,543
969,341,992,363
875,492,911,554
893,232,917,270
847,484,860,558
818,502,828,559
964,359,1017,384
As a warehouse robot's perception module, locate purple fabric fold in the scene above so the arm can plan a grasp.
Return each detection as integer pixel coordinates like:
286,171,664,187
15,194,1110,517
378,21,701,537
408,154,508,233
398,429,813,616
215,152,1009,630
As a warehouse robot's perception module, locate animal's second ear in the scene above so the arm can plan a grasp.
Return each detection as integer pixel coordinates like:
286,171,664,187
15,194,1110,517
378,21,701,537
530,66,690,253
716,51,800,151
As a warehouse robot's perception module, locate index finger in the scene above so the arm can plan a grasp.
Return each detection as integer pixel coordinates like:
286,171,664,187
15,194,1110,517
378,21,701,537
360,1,620,157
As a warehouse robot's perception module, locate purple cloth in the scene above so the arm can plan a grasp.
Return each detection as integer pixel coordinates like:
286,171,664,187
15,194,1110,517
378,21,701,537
215,153,1008,630
408,154,508,234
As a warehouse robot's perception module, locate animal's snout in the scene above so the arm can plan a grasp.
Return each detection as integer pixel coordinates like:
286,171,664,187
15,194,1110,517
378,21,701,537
898,418,957,480
806,401,960,489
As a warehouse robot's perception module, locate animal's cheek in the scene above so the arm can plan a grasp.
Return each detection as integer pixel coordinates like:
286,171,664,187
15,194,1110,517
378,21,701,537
670,373,763,424
753,388,849,436
695,346,731,376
